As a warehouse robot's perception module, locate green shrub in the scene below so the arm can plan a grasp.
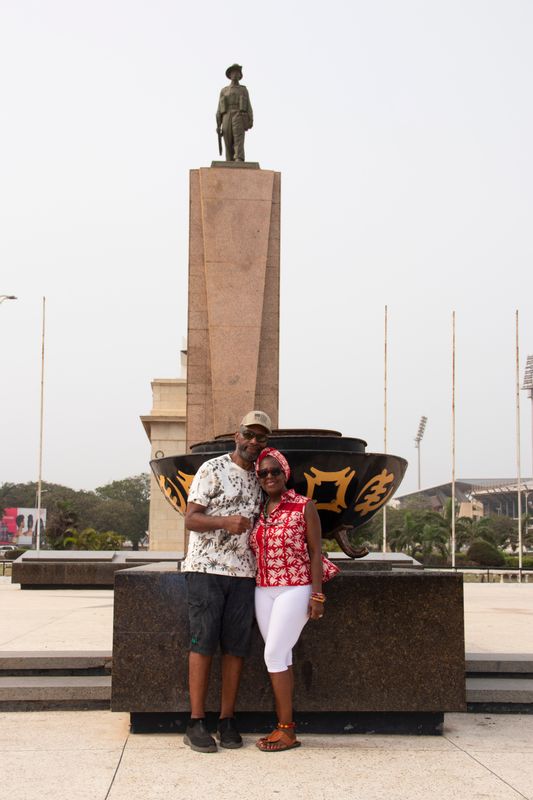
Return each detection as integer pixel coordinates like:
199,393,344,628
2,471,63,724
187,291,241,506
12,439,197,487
454,552,469,565
467,539,506,567
504,555,533,569
419,553,449,567
322,538,341,553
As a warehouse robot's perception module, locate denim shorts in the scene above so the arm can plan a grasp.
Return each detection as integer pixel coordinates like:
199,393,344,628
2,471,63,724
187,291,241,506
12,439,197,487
185,572,256,658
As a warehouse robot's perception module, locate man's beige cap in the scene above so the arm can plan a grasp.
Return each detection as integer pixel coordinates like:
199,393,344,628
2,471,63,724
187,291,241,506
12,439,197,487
240,410,272,434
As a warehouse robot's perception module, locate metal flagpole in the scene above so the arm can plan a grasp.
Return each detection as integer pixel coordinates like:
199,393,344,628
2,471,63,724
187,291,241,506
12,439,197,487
451,311,456,569
515,310,522,580
383,305,388,553
36,297,46,554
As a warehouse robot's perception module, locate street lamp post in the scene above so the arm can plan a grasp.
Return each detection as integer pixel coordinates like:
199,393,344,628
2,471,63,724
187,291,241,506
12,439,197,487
414,416,428,491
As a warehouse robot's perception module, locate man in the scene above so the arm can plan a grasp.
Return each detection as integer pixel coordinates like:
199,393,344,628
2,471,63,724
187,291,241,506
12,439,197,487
216,63,253,162
182,410,272,753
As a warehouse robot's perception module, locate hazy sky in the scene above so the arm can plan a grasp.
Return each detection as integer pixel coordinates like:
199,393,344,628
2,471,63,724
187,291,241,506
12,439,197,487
1,0,532,497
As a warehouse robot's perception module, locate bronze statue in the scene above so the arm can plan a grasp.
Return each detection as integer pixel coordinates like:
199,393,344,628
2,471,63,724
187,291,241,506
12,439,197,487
216,64,253,162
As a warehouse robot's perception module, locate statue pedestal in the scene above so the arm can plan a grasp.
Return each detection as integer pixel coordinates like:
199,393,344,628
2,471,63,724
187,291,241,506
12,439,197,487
186,166,280,446
111,564,466,734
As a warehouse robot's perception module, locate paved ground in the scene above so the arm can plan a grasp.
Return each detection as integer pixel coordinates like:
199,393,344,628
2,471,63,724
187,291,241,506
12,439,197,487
1,580,533,653
1,579,533,799
1,710,533,800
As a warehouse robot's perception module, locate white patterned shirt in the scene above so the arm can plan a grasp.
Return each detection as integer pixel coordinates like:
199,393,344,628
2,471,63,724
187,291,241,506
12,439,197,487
181,454,261,577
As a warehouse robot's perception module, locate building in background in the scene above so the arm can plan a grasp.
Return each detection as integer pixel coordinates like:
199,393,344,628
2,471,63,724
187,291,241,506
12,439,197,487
141,349,187,552
397,478,533,519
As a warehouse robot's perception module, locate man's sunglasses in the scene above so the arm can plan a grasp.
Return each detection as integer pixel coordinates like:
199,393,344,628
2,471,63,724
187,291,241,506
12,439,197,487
257,467,283,479
240,427,269,444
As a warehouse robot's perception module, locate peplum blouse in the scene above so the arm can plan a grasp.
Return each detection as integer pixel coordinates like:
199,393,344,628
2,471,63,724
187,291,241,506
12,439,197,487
249,488,340,587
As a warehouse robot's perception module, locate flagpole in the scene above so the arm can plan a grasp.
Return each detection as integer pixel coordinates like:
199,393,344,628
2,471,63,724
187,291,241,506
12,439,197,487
451,311,456,568
36,297,46,553
515,310,522,580
382,305,388,553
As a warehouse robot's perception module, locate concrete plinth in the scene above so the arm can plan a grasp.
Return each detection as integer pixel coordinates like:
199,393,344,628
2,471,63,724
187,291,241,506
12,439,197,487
11,551,184,589
187,166,280,445
111,564,466,731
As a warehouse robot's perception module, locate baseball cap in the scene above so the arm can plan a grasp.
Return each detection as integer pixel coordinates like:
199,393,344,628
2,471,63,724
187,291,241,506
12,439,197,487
240,410,272,434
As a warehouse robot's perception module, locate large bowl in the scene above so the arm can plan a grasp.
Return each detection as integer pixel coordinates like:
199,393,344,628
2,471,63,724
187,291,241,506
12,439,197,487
151,429,408,557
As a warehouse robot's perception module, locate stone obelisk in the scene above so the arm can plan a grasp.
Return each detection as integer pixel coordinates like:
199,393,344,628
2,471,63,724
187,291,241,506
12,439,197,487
186,164,280,446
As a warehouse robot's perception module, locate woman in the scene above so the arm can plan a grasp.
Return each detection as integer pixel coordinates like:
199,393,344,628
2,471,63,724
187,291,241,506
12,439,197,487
249,447,339,752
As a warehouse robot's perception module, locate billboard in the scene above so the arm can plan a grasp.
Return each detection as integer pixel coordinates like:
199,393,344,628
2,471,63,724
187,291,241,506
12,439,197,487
0,507,47,548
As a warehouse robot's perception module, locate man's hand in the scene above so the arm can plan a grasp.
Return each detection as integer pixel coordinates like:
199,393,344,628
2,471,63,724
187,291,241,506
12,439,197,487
185,502,251,535
223,515,251,535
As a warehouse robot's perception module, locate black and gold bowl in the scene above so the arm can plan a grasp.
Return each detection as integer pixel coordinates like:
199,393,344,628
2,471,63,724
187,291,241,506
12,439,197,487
150,429,408,558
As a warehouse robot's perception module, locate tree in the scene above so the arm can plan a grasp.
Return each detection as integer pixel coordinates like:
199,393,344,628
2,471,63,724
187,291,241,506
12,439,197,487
388,510,423,557
95,474,149,549
1,475,151,550
420,521,449,560
45,500,79,549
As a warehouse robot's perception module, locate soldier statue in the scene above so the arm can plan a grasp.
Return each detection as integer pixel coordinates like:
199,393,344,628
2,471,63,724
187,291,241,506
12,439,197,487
216,64,253,162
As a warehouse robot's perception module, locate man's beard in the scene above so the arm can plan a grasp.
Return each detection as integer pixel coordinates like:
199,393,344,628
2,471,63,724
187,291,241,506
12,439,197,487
237,442,257,463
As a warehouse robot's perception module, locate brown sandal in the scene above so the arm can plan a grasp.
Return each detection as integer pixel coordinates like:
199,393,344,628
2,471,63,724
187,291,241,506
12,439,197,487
256,727,301,752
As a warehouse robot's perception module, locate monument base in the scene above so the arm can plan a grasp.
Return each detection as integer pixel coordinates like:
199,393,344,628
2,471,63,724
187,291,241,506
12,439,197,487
130,710,444,736
112,563,466,728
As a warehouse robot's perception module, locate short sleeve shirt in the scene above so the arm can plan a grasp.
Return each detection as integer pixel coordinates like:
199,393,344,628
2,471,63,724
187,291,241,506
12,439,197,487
181,454,262,578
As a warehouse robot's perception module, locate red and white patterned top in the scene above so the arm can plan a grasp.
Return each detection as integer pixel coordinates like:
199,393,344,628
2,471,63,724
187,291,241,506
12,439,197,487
249,488,340,587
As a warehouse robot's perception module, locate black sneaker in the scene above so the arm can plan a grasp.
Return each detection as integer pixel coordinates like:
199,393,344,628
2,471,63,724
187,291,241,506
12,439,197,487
216,717,243,749
183,718,217,753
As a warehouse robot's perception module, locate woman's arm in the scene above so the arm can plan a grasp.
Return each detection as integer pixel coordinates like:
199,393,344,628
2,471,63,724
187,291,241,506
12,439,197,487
304,501,324,620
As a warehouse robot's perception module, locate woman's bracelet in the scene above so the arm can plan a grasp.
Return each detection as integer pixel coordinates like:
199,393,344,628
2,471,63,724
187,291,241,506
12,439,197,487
311,592,326,603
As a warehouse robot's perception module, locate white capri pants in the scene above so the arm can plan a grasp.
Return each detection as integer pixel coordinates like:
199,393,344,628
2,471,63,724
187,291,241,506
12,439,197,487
254,585,312,673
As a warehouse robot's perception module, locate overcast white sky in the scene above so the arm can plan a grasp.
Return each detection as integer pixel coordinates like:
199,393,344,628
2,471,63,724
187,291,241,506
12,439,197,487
1,0,532,497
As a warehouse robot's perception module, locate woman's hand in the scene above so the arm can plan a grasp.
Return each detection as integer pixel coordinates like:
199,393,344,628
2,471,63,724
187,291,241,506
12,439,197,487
308,598,324,620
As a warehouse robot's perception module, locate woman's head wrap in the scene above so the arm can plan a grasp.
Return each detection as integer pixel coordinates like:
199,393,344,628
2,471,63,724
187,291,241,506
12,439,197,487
255,447,291,481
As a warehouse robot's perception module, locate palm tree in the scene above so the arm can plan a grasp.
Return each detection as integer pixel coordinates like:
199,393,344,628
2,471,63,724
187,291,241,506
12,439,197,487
388,511,424,557
45,500,78,549
421,521,449,560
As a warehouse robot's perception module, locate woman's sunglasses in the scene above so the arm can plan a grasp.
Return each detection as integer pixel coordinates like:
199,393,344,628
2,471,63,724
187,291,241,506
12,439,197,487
257,467,283,479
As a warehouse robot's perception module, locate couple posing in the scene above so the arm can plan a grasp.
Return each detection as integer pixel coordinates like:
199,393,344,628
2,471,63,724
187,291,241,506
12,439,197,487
181,410,339,754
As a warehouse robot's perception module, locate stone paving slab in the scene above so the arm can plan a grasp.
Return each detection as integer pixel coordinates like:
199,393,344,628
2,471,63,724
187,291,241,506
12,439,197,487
469,752,533,799
0,709,129,751
0,583,114,651
106,745,523,800
4,750,123,800
464,583,533,653
1,711,533,800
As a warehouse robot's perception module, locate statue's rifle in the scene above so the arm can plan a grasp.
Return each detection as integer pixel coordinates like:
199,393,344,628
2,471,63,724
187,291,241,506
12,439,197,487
217,128,222,157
